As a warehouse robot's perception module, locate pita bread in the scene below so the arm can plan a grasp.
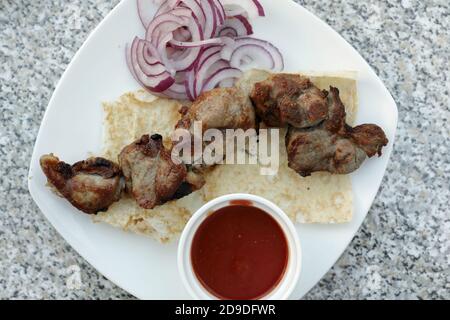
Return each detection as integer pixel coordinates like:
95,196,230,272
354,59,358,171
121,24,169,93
94,70,358,242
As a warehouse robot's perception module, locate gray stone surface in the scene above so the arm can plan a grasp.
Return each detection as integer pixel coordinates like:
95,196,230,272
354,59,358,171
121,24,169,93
0,0,448,299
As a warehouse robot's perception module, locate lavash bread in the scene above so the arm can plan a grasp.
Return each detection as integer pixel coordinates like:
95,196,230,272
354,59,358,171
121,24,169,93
94,70,358,242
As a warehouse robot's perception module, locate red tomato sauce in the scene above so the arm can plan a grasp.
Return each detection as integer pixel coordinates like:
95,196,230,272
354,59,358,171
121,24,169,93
191,203,288,300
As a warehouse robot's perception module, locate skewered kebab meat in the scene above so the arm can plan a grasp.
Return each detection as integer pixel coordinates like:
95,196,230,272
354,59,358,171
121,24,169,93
248,73,387,176
174,86,256,169
40,154,124,214
176,87,256,133
40,72,388,214
118,134,204,209
250,73,329,128
40,134,205,214
285,86,388,176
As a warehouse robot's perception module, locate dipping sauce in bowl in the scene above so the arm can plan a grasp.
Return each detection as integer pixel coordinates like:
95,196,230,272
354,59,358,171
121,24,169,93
191,202,288,300
178,194,301,300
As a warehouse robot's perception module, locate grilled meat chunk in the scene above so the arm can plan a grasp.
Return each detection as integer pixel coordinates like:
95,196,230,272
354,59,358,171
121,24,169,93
176,87,256,133
349,124,390,158
40,154,124,214
286,87,388,176
119,134,203,209
250,73,329,128
175,87,256,169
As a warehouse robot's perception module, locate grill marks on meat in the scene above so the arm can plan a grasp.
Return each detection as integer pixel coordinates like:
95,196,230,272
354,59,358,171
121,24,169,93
119,134,204,209
40,154,124,214
250,74,329,128
286,87,388,176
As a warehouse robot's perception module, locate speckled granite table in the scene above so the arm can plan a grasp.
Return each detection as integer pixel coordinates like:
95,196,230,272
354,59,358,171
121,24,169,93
1,0,448,299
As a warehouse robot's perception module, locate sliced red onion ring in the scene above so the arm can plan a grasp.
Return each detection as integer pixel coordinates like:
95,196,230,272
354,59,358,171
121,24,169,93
211,0,226,24
154,1,171,17
184,45,223,98
221,0,265,18
129,0,283,100
145,13,186,42
161,0,181,10
173,27,192,41
163,77,190,99
194,50,222,95
168,0,182,7
169,20,203,71
135,39,167,76
229,43,273,70
240,54,253,65
222,37,284,71
216,27,237,37
216,15,253,37
202,67,242,91
168,7,193,17
205,59,230,78
166,45,186,59
171,81,187,92
142,39,163,64
201,0,218,39
250,0,265,16
128,38,175,92
156,17,204,72
220,41,235,61
181,0,206,26
185,70,196,100
194,45,223,70
169,37,223,48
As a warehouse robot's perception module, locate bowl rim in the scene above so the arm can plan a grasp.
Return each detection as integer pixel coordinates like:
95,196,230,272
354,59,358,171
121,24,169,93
177,193,302,300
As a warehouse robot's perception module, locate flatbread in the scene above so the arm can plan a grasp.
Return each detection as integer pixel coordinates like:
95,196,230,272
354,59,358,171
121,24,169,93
102,91,183,160
94,70,358,242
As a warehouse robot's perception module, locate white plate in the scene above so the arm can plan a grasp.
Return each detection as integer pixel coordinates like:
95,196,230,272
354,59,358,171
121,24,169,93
28,0,398,299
